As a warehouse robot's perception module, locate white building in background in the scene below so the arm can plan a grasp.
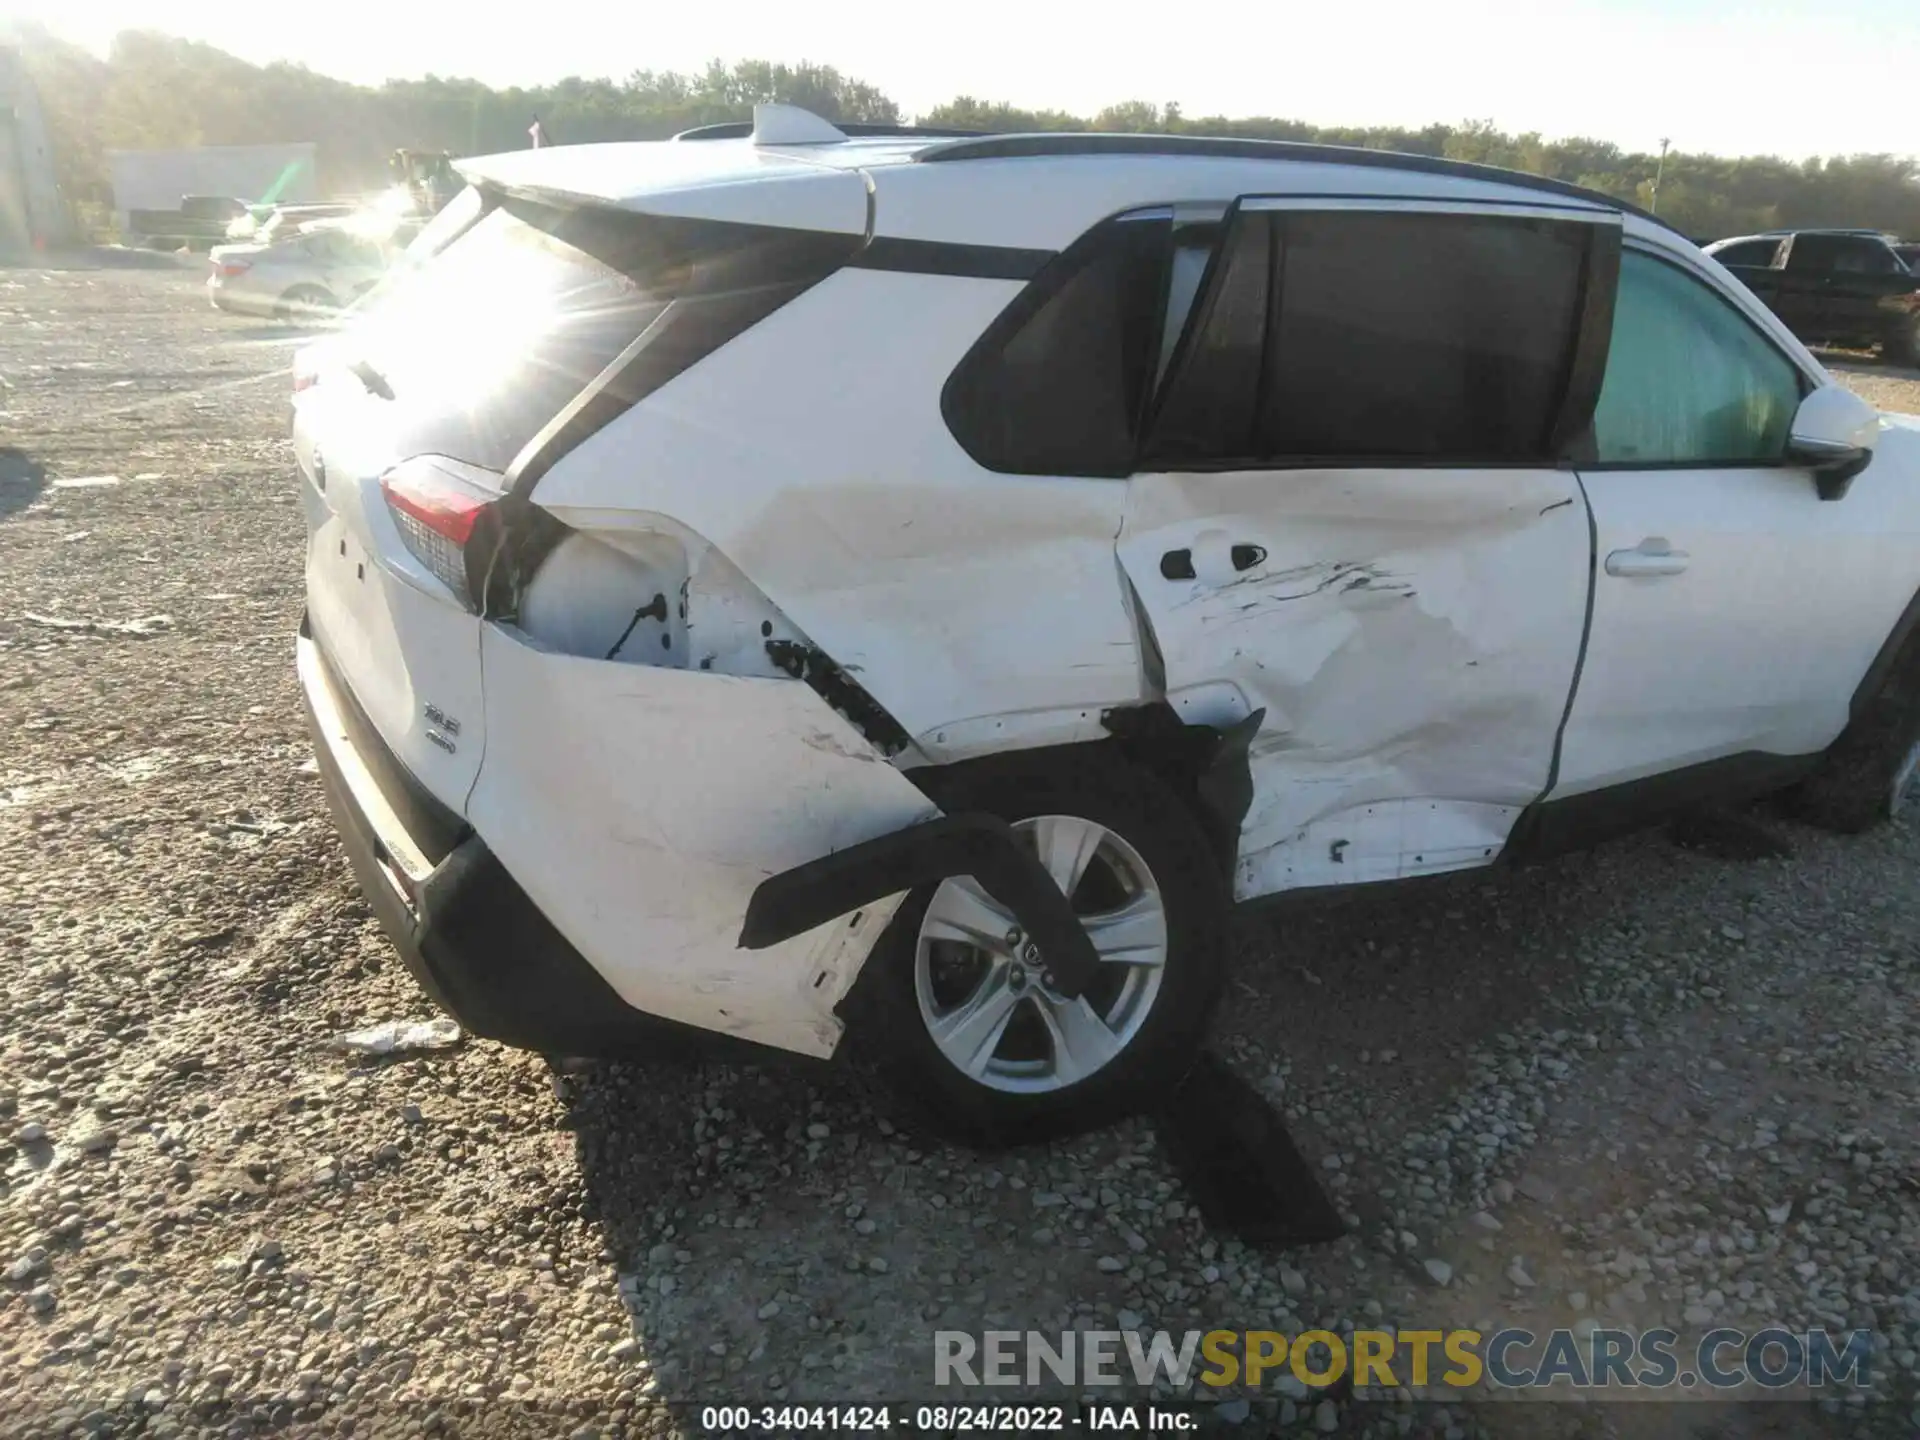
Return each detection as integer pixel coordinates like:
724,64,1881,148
106,142,320,230
0,45,72,252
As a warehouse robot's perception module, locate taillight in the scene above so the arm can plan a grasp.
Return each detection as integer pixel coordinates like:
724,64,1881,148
217,261,250,277
379,461,499,610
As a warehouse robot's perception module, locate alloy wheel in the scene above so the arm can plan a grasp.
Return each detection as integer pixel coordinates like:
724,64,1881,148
912,814,1168,1094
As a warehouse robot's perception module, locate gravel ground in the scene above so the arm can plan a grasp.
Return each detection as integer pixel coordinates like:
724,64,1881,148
2,266,1918,1439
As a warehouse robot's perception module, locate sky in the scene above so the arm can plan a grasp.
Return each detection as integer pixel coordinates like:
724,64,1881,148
11,0,1917,160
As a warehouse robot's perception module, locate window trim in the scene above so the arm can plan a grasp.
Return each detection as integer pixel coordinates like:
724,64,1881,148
1574,242,1814,473
1142,196,1624,473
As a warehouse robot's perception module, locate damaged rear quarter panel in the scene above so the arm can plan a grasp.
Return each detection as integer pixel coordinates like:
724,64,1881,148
524,269,1146,746
465,622,940,1057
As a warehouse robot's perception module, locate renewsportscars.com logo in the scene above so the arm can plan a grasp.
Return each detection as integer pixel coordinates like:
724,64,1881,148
933,1327,1876,1393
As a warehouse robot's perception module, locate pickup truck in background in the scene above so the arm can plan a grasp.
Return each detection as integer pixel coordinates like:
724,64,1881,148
1705,229,1920,366
127,195,251,252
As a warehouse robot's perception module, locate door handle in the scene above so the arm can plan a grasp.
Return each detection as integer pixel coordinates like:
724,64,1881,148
1605,539,1690,578
1161,541,1265,584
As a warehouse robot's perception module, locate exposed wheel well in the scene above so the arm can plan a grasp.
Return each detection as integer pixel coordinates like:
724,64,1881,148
906,703,1255,879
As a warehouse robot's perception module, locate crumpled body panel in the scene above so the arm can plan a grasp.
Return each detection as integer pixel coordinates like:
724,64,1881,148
465,623,940,1056
1119,467,1591,898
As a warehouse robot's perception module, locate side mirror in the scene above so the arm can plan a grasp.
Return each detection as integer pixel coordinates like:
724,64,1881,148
1787,386,1879,501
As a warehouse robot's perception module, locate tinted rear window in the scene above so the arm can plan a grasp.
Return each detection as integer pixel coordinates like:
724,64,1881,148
344,196,857,475
346,206,664,473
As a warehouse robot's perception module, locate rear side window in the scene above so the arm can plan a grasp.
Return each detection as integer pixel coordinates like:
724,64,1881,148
942,212,1173,476
344,197,856,475
1151,209,1594,465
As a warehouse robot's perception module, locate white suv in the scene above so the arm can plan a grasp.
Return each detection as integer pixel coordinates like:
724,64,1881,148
294,106,1920,1144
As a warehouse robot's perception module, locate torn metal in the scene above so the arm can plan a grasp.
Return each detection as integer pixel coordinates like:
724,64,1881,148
739,811,1103,999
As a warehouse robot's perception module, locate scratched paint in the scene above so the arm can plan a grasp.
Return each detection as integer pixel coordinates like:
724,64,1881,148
1119,466,1592,898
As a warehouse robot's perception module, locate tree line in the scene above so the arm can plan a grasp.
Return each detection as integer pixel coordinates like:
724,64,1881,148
15,24,1920,242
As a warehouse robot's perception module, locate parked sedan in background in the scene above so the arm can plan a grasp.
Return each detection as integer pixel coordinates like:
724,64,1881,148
208,220,406,321
1706,229,1920,364
226,202,357,244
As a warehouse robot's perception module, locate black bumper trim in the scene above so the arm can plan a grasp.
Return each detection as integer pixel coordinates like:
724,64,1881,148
738,812,1103,998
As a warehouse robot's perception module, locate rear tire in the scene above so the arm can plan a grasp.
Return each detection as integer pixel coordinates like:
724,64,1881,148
275,285,336,324
1788,621,1920,833
1887,315,1920,369
855,747,1228,1148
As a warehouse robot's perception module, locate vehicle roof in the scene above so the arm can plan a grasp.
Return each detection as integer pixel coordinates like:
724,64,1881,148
455,107,1679,252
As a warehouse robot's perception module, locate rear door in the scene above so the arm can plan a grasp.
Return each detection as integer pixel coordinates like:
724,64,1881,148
1117,198,1618,897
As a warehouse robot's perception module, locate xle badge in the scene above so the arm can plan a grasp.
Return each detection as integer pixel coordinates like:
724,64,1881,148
422,703,462,754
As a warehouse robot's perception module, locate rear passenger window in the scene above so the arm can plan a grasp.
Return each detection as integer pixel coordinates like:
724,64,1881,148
1149,209,1593,465
942,212,1173,476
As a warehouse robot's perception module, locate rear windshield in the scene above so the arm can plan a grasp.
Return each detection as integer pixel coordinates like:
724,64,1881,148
345,204,664,474
343,193,856,475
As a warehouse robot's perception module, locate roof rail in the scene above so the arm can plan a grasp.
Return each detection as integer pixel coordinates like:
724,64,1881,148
675,119,985,143
916,132,1680,234
1748,226,1896,238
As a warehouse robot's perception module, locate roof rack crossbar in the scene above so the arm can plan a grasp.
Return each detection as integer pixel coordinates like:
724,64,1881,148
915,132,1678,234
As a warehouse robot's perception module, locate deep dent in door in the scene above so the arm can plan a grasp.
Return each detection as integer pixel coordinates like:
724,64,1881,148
1119,469,1592,898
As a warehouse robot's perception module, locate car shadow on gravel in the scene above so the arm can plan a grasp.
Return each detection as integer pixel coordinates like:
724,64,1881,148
0,245,195,271
0,448,47,519
221,323,332,343
550,824,1790,1400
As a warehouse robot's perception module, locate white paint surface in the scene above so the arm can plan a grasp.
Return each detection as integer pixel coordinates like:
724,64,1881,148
302,471,488,817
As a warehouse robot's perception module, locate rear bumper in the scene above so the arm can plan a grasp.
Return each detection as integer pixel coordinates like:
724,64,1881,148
208,285,268,317
301,616,1111,1060
299,624,708,1057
